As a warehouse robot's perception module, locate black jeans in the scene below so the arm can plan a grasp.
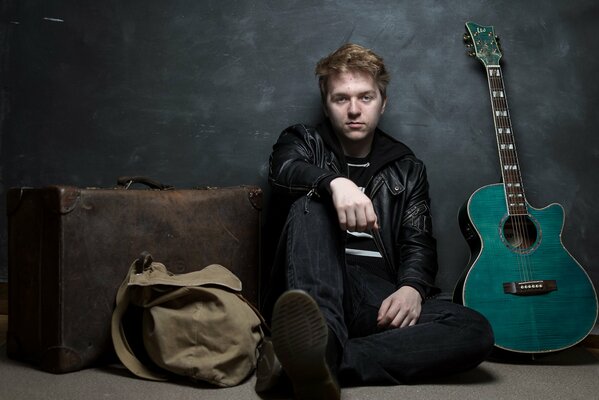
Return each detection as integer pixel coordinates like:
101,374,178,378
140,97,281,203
274,196,494,385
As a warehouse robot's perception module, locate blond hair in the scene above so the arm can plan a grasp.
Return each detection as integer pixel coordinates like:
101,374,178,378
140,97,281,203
315,43,390,101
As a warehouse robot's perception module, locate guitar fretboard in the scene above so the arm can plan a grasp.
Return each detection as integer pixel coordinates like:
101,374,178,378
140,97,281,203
486,66,527,215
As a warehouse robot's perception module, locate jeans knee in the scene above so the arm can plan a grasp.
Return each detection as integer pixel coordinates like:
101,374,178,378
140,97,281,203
288,196,338,232
462,307,495,357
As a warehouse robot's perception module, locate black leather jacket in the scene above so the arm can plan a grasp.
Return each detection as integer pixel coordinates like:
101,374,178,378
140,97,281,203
268,122,441,299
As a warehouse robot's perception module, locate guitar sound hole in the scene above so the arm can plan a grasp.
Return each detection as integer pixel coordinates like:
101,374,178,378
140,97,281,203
502,215,538,251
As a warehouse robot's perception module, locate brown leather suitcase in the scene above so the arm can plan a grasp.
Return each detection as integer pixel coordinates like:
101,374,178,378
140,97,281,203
6,177,262,373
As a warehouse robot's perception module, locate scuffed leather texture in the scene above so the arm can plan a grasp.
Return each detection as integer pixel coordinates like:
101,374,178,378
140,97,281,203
7,184,261,373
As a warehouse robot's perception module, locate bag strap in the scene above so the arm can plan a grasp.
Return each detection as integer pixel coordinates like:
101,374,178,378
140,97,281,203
111,255,168,381
236,291,270,336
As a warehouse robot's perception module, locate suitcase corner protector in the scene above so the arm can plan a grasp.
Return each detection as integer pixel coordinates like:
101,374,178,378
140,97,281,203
40,346,85,374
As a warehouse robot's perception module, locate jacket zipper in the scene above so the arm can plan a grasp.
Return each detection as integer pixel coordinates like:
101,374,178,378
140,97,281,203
371,226,396,283
365,176,384,198
366,176,396,281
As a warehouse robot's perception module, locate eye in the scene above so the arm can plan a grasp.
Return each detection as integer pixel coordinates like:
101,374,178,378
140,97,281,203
361,94,375,102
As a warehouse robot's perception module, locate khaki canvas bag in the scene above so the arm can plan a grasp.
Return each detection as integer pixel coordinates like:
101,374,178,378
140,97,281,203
111,252,264,387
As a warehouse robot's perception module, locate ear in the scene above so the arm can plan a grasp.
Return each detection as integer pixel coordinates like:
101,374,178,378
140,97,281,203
381,97,387,114
322,101,330,118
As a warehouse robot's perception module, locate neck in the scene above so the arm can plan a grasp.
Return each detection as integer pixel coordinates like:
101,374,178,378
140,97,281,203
486,65,527,215
338,135,374,158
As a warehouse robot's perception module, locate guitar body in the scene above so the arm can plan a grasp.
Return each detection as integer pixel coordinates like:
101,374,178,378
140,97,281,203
455,183,598,353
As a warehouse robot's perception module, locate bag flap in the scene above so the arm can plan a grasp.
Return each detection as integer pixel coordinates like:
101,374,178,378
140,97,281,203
128,263,243,292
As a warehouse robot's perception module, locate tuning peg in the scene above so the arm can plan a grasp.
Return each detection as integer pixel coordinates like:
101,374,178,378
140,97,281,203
495,36,502,51
466,50,476,57
463,33,472,43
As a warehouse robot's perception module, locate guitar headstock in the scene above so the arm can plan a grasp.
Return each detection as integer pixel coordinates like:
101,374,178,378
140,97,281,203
464,22,502,66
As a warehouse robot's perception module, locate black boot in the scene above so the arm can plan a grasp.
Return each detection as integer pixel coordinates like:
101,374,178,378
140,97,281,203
270,290,340,400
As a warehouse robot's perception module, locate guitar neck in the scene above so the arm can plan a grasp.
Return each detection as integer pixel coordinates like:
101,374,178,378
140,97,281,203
486,65,527,215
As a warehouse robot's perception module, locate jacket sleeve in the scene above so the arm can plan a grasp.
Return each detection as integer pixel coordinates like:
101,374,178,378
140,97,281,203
268,125,342,195
395,161,441,299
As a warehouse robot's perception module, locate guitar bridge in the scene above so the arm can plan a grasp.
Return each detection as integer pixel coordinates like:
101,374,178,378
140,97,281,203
503,280,557,296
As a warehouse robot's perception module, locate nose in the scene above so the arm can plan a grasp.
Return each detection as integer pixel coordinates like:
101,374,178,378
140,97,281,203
348,98,360,117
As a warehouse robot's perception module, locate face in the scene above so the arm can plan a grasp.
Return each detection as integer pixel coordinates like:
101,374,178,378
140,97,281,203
324,70,387,157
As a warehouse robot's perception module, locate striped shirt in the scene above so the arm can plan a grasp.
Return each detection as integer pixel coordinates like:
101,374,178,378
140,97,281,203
345,157,387,277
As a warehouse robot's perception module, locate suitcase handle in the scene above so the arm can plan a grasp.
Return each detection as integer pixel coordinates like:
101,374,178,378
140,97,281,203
117,176,174,190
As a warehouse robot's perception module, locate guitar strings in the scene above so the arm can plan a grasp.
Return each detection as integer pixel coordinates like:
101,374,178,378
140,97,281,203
495,69,531,282
488,66,534,282
493,67,531,281
498,66,534,282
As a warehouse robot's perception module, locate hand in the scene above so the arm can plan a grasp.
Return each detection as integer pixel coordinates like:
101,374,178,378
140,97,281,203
377,286,422,329
329,177,379,232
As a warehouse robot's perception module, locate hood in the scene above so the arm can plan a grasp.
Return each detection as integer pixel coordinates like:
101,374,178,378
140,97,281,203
316,119,414,176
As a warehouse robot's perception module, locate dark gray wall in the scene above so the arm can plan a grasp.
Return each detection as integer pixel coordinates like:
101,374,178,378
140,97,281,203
2,0,598,294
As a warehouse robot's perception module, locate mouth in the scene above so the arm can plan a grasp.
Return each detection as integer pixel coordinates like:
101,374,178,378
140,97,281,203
346,122,364,129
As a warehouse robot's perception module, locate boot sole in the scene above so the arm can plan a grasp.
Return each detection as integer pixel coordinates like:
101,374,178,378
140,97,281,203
271,290,340,400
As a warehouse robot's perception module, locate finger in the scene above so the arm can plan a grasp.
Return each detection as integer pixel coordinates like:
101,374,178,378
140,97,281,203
380,302,402,327
399,308,420,328
399,312,413,328
377,299,391,323
390,309,408,329
355,207,368,232
345,208,357,232
365,204,378,230
336,208,347,231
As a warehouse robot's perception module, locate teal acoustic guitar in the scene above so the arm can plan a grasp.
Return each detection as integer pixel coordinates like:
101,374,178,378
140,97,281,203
453,22,598,354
